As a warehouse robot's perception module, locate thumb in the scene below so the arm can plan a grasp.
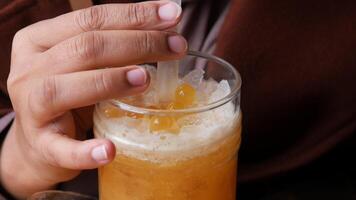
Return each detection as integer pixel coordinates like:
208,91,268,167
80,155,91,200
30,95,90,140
38,133,116,169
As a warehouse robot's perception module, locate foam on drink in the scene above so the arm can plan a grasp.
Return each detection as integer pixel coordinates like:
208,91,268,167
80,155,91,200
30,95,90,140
94,67,241,163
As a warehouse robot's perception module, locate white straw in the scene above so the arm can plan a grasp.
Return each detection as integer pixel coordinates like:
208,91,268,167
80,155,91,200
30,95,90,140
156,0,181,103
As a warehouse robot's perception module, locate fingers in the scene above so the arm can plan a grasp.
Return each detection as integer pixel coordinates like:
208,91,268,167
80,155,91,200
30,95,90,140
36,30,187,74
29,66,149,122
17,1,182,51
37,132,115,169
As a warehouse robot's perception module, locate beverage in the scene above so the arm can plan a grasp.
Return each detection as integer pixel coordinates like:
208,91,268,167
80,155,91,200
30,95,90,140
94,51,242,200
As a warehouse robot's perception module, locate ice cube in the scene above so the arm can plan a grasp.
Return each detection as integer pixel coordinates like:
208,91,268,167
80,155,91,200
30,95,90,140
208,80,235,121
209,80,231,103
139,65,159,106
142,89,158,106
200,78,218,96
182,68,205,89
195,78,218,105
177,114,201,127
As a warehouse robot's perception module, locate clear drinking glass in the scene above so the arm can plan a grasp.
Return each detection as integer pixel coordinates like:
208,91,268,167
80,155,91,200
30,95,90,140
28,190,96,200
93,51,242,200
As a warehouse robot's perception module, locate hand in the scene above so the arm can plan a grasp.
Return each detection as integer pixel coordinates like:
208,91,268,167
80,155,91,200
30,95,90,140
0,1,186,199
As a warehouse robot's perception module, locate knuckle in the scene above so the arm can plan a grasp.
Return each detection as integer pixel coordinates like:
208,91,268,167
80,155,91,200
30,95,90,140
70,150,81,168
6,76,21,100
7,69,33,108
41,76,58,109
6,67,30,90
6,76,18,94
13,29,26,44
135,32,156,55
38,136,59,167
12,28,29,49
93,70,114,97
127,3,153,28
75,6,106,31
29,76,58,117
71,32,105,61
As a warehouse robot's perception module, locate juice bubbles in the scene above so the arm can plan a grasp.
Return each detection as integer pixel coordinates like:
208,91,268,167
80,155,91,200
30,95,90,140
93,51,242,200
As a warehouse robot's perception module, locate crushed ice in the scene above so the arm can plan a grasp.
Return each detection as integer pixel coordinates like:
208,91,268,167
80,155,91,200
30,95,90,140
209,80,231,103
182,68,205,89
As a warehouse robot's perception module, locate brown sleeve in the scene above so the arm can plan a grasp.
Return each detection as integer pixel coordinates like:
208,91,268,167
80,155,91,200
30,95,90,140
0,0,72,112
216,0,356,181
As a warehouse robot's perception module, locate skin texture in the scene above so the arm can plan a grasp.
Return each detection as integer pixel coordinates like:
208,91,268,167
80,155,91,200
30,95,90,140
0,1,187,199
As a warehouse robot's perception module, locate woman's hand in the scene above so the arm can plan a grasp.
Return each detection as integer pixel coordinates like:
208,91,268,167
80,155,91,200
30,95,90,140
0,1,186,199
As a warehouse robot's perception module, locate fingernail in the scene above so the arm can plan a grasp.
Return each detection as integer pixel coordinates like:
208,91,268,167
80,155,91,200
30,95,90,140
158,2,182,21
91,145,108,162
168,35,187,53
126,68,147,86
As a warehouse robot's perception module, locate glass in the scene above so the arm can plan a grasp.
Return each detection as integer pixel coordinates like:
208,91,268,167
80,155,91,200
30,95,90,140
28,190,96,200
93,51,242,200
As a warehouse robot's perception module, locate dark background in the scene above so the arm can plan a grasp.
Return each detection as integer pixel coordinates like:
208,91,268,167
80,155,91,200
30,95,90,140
238,133,356,200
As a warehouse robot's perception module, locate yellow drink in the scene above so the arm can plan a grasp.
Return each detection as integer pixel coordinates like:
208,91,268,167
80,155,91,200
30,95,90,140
94,51,242,200
97,117,241,200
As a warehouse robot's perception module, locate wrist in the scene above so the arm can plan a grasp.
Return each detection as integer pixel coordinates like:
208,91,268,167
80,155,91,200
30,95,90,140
0,120,56,199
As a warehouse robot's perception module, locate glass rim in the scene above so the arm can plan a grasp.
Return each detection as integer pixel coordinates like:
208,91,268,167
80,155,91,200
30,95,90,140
109,50,242,115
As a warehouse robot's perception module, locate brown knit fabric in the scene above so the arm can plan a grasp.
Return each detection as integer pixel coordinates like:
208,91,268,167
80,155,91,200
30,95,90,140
0,0,72,96
215,0,356,181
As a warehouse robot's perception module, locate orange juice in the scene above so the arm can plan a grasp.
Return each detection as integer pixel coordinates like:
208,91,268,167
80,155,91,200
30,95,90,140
94,56,242,199
94,97,241,200
97,117,241,200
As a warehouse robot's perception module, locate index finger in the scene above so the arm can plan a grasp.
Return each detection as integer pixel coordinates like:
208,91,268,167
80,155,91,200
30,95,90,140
18,1,181,51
